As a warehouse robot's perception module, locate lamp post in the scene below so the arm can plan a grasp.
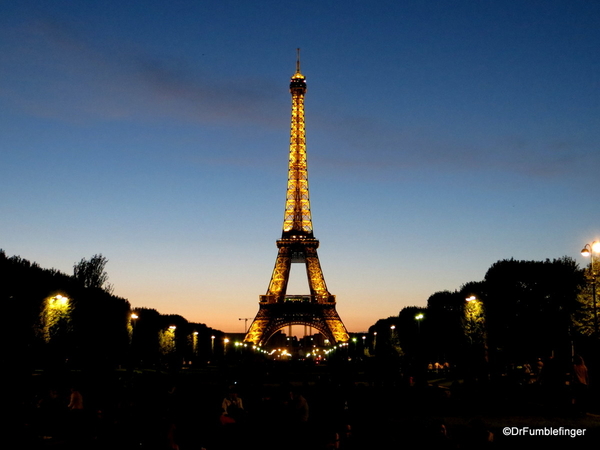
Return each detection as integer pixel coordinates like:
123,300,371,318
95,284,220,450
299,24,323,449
414,313,424,335
193,331,199,356
464,296,488,348
42,294,71,344
169,326,177,353
130,313,138,342
464,296,478,345
464,295,489,382
128,312,139,370
389,324,397,353
581,241,600,337
373,332,377,352
414,313,425,386
239,318,251,333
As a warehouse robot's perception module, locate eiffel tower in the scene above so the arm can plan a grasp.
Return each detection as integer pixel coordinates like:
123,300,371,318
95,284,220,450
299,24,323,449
245,52,349,346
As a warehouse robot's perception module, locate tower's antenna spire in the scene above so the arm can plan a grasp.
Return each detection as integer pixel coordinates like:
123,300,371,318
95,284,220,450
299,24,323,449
296,48,301,73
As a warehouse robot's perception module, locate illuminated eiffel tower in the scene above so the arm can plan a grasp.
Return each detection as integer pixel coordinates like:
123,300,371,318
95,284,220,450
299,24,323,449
245,51,349,346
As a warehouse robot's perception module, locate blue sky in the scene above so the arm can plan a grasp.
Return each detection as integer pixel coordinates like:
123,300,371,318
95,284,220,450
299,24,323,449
1,1,599,333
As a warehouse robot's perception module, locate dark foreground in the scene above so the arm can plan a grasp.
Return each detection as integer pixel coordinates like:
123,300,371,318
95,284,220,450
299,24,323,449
15,361,600,449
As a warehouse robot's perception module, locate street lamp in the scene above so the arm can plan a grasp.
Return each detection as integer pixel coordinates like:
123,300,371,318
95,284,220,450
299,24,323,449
129,312,139,345
168,326,176,352
581,241,600,337
464,296,484,342
193,331,199,355
415,313,424,334
464,295,489,369
42,294,72,343
239,318,252,333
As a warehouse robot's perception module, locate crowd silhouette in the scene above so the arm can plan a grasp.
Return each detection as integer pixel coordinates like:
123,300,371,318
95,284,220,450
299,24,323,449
17,356,599,450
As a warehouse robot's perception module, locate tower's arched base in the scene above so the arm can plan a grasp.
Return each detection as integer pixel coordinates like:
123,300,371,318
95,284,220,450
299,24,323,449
245,300,349,346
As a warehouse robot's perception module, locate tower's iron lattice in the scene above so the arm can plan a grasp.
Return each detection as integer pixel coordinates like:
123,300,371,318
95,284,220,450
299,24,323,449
245,52,349,346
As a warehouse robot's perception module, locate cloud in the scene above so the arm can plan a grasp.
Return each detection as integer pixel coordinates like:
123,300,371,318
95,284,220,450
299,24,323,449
131,56,282,126
309,111,596,181
2,17,595,182
0,18,283,127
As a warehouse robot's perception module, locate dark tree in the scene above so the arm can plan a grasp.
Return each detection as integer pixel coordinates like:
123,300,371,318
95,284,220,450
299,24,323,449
426,290,466,367
73,254,113,293
484,257,584,367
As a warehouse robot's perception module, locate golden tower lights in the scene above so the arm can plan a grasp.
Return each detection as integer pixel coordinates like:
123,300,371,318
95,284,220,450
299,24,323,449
245,51,349,346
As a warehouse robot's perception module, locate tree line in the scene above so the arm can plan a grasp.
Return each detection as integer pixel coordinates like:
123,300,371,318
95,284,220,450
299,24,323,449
369,257,598,382
5,249,597,378
2,250,223,372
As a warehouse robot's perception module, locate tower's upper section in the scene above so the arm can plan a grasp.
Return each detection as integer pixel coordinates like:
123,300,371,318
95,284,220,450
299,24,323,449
282,50,313,239
289,50,307,94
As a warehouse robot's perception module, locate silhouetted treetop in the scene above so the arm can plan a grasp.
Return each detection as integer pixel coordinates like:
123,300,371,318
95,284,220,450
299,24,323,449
73,254,113,293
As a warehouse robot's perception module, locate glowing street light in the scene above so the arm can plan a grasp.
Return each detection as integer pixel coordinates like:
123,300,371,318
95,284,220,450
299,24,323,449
415,313,424,335
464,296,484,340
42,294,71,343
581,241,600,257
128,312,139,344
193,331,199,355
581,241,600,337
464,295,489,368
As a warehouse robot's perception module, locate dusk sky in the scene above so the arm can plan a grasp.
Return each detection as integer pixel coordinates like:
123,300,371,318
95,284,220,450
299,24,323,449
2,1,599,334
